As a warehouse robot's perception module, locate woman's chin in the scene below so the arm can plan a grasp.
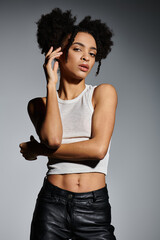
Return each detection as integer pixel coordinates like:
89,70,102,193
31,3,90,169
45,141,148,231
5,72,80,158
71,70,89,80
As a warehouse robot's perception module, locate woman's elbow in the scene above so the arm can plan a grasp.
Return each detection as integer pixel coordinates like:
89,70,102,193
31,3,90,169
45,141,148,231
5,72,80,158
40,136,62,149
96,145,108,160
48,139,61,149
39,129,62,149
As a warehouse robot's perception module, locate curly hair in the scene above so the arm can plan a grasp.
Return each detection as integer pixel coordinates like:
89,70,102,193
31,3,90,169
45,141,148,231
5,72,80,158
36,8,114,75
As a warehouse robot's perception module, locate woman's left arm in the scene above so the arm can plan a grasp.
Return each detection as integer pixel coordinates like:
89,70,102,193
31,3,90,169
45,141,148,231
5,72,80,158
20,84,118,161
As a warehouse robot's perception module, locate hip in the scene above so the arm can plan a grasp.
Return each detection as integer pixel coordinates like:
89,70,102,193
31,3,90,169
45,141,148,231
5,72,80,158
31,178,116,239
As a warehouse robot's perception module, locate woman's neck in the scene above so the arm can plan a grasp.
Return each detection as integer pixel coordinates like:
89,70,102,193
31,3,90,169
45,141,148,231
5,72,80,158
58,79,86,100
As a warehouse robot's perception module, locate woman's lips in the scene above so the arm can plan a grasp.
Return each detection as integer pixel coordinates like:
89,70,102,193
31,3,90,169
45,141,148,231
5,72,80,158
79,64,89,72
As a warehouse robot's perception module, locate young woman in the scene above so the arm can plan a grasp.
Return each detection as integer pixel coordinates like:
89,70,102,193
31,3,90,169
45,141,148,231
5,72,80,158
19,8,118,240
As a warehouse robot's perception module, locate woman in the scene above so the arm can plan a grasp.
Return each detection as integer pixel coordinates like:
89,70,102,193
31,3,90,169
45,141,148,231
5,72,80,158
19,8,118,240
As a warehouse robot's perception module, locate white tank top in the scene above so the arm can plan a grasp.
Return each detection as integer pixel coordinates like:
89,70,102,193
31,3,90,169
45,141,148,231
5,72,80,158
47,84,112,176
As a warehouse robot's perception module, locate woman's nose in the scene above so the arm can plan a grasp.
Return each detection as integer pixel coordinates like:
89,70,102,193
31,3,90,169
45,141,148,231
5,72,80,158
81,53,89,61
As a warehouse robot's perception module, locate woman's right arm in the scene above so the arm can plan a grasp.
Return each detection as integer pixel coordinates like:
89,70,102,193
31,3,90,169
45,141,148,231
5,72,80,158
28,46,63,149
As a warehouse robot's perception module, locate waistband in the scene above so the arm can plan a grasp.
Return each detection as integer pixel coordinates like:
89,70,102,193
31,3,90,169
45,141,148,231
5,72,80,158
43,177,109,200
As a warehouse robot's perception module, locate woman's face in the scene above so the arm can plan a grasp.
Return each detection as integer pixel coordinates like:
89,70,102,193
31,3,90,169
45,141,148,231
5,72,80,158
59,32,97,80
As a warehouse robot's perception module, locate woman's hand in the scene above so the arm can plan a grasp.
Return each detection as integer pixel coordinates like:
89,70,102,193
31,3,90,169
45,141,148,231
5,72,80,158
43,46,63,84
19,135,40,160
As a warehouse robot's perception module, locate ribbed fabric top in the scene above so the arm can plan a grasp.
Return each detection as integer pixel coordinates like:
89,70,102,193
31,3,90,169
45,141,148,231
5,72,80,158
46,84,112,176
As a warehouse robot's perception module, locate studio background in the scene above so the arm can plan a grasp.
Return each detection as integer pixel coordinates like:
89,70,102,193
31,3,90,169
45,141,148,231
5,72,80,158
0,0,160,239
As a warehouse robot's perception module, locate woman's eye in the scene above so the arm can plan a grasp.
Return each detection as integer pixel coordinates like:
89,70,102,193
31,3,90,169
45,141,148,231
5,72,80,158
90,53,96,57
73,48,81,51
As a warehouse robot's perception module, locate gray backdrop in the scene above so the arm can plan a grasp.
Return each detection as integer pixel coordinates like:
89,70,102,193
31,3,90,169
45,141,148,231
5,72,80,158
1,0,160,239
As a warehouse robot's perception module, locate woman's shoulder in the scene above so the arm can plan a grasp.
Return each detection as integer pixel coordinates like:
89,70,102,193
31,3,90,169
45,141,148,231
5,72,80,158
93,83,117,92
27,97,46,118
92,83,118,106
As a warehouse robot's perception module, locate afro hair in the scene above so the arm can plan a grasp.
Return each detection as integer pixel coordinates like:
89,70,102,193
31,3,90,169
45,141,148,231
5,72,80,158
36,8,114,75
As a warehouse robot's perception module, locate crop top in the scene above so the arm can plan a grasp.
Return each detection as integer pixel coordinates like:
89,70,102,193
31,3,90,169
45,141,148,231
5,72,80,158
46,83,112,176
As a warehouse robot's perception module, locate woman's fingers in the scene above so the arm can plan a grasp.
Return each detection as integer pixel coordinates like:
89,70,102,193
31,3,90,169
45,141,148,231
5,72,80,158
30,135,36,142
19,144,26,153
45,46,62,59
23,153,37,160
53,61,59,73
46,51,63,66
47,48,63,61
19,141,37,160
19,142,25,149
45,46,53,58
43,46,62,83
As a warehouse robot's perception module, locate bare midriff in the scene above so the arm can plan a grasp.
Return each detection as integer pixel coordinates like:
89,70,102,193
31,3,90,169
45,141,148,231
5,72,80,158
47,172,106,193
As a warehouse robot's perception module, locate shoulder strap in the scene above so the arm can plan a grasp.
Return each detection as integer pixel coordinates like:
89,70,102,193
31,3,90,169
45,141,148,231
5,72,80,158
86,85,97,112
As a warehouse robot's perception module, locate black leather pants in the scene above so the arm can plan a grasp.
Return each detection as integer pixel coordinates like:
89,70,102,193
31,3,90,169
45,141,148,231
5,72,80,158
30,177,116,240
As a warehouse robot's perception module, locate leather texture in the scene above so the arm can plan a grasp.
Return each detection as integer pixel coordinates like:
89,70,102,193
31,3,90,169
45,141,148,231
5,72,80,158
30,178,116,240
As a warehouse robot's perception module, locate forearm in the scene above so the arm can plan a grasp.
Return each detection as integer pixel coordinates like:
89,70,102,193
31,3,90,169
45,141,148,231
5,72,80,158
38,138,104,161
40,82,63,147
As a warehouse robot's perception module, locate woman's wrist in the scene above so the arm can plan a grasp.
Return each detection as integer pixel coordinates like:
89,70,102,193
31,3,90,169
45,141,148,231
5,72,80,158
47,81,57,90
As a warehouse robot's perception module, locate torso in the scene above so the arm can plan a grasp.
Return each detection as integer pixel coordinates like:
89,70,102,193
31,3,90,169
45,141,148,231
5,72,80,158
43,85,106,192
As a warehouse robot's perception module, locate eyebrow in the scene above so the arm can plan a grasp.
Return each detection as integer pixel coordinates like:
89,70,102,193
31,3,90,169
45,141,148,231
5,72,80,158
72,42,97,51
